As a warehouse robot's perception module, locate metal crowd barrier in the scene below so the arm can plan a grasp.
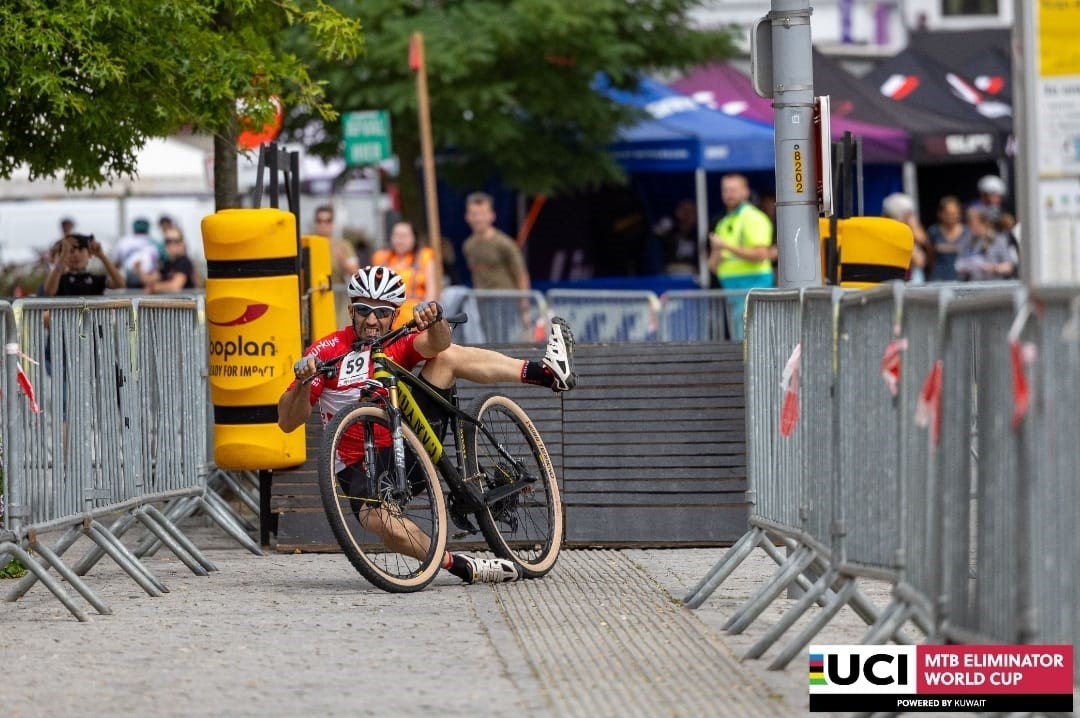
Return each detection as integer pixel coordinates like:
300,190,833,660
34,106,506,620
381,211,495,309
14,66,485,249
1025,288,1080,683
658,289,743,342
546,289,660,343
685,281,1080,681
684,290,807,610
455,289,548,344
0,296,259,621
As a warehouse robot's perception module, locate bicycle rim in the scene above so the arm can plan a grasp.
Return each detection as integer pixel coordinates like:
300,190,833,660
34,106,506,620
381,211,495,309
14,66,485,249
466,393,563,577
317,405,446,593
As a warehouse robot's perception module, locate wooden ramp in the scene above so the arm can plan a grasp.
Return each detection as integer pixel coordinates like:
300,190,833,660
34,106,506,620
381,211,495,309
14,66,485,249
270,342,748,552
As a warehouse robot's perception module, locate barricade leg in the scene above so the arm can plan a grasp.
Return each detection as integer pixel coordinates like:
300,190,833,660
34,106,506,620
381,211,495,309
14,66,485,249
684,526,766,608
133,496,198,558
74,513,140,576
724,544,816,634
758,537,835,609
744,569,836,660
196,493,263,556
768,578,860,670
861,600,914,646
1,543,88,622
209,468,259,517
143,505,218,572
84,520,165,597
28,536,111,616
133,508,208,577
203,488,258,536
6,525,82,601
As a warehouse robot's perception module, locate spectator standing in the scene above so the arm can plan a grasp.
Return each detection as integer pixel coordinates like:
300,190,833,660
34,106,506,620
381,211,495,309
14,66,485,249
114,218,162,289
969,174,1007,224
462,192,529,291
370,221,439,328
707,173,775,340
313,205,360,284
926,195,972,282
462,192,532,341
881,192,930,282
956,207,1015,281
139,227,196,293
654,199,700,277
43,234,124,297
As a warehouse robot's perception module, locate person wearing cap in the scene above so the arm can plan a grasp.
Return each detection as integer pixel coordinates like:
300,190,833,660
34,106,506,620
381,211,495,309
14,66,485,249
969,174,1007,225
113,217,163,289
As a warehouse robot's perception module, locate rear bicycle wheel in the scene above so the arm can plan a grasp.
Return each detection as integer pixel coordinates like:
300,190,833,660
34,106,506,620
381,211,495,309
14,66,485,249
465,393,563,578
317,404,446,593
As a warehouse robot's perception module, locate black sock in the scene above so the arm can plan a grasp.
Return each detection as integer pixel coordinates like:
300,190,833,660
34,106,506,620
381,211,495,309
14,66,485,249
448,553,471,581
521,360,554,389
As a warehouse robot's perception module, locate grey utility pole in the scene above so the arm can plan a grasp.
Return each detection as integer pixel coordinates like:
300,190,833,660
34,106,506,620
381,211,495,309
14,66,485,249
752,0,822,288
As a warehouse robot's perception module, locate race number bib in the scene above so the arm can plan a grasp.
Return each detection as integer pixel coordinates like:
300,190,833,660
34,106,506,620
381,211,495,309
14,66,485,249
335,349,371,386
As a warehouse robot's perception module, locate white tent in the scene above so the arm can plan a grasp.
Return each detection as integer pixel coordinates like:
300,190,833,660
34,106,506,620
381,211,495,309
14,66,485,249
0,137,213,199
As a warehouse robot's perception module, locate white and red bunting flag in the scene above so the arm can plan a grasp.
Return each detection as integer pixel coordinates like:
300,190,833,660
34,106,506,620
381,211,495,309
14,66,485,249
914,359,943,446
779,343,802,438
880,337,908,397
1006,305,1037,431
4,343,41,414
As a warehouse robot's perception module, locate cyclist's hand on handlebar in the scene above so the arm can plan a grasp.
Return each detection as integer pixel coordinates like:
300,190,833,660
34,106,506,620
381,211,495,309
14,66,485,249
293,356,318,384
411,301,444,332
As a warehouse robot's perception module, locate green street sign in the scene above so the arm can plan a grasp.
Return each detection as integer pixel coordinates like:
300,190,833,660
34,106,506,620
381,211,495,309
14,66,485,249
342,110,392,166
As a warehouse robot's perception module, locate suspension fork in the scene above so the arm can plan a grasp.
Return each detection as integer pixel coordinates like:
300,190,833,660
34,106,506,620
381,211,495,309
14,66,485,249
383,374,410,497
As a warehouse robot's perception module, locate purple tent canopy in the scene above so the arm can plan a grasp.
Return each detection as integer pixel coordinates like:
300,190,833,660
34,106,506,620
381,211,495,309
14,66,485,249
673,61,909,164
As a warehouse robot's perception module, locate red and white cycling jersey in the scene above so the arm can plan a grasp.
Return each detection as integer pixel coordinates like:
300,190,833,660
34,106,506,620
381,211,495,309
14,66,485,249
286,326,425,470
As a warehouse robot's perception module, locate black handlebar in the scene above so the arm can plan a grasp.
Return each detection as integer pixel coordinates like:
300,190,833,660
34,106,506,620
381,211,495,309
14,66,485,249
299,310,467,385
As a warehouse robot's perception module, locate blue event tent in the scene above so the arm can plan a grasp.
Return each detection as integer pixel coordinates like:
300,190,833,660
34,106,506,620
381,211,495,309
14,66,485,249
598,74,776,173
597,74,776,284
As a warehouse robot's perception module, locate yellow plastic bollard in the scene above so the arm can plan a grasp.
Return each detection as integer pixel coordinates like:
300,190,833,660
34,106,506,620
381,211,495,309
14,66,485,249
301,234,338,342
819,217,913,289
203,208,306,470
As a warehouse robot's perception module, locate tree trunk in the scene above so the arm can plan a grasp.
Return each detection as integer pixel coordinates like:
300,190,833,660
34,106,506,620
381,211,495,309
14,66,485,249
214,117,240,210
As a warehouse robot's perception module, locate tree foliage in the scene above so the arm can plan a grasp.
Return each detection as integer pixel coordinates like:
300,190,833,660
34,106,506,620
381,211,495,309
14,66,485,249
0,0,363,192
287,0,737,213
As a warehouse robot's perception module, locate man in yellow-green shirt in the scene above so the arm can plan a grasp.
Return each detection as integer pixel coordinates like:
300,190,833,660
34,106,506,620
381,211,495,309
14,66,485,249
707,173,775,340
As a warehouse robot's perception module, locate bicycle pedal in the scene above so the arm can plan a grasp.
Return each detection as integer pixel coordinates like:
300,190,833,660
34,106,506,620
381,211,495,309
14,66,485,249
451,530,470,540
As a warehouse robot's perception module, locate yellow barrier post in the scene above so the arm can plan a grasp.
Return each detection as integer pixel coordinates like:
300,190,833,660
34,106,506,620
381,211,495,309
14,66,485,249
203,208,306,470
300,234,338,342
819,217,913,289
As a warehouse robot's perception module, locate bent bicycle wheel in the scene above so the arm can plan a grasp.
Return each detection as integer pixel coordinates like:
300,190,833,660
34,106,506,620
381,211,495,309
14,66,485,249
317,404,446,593
465,393,563,578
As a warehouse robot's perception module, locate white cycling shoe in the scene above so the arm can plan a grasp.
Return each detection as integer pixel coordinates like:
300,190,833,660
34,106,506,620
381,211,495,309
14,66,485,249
543,317,576,392
459,555,521,584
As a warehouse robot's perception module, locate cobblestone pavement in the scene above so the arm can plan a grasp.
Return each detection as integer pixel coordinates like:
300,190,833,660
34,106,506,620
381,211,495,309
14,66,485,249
0,522,933,718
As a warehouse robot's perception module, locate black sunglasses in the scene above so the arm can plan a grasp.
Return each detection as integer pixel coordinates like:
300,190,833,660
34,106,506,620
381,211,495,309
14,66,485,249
351,302,395,319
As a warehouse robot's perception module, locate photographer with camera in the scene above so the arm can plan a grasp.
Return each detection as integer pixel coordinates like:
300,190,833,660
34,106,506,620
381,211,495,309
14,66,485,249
43,233,125,297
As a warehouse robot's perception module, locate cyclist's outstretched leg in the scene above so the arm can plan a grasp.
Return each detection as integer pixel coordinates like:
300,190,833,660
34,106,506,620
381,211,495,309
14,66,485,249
465,393,563,578
318,404,446,593
419,316,576,393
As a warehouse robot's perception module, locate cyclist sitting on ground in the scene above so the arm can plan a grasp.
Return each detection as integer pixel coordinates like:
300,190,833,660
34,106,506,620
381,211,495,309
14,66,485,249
277,265,576,584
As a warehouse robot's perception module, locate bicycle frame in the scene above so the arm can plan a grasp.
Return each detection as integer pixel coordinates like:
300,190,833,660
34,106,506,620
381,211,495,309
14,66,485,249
312,315,543,523
354,328,538,518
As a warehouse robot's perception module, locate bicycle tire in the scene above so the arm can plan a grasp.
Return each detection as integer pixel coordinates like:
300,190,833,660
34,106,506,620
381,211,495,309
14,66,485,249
464,393,563,578
317,404,447,593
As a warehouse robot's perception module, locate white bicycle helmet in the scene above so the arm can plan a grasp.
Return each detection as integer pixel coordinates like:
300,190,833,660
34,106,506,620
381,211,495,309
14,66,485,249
347,265,406,306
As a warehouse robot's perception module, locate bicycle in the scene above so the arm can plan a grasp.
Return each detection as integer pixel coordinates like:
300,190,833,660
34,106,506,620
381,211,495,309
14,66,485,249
308,313,564,593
